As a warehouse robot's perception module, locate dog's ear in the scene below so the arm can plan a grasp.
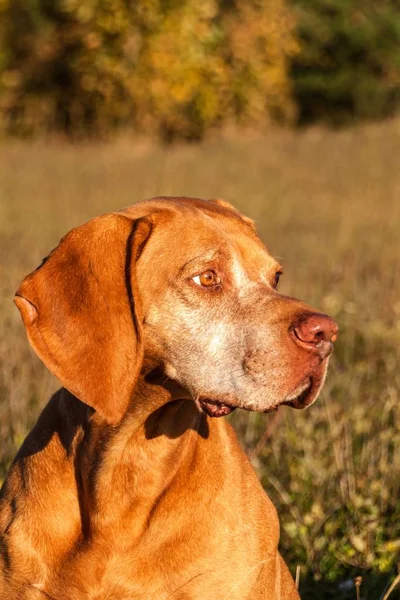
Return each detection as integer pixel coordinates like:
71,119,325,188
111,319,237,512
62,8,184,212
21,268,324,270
15,214,152,425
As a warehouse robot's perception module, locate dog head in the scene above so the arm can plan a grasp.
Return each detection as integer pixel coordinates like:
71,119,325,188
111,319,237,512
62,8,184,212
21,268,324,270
15,197,337,423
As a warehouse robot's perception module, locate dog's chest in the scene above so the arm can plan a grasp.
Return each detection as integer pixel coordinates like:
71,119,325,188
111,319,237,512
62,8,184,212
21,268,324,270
38,534,272,600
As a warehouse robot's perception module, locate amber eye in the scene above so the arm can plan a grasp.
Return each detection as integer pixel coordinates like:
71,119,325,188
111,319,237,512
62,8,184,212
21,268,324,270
274,271,282,288
192,270,221,288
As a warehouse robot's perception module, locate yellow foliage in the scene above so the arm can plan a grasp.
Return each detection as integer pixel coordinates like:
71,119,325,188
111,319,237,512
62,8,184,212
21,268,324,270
0,0,298,138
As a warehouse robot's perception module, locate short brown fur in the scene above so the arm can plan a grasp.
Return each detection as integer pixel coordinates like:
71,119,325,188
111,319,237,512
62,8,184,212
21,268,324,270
0,197,337,599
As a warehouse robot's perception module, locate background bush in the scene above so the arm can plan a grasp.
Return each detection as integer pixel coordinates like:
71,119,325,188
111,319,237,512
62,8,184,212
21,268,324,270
1,0,400,137
290,0,400,125
0,0,297,138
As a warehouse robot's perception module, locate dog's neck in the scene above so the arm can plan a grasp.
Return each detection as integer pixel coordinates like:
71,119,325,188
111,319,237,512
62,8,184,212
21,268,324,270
75,372,208,539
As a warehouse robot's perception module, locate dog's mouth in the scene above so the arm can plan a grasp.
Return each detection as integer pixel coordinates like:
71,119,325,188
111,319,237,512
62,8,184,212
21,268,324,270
198,376,317,417
198,398,237,418
282,377,314,409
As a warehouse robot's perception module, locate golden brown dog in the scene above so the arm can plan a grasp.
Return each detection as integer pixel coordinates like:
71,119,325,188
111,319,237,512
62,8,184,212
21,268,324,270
0,197,337,599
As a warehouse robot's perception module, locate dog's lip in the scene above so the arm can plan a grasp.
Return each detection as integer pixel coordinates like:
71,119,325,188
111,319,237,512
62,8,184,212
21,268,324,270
282,377,313,409
198,398,237,418
197,375,317,416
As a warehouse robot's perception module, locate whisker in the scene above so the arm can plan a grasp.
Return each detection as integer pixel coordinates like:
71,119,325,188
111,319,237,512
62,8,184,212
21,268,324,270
222,557,274,599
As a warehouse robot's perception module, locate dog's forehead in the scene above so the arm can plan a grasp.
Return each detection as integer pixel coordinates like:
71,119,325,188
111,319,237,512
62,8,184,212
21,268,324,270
143,207,277,279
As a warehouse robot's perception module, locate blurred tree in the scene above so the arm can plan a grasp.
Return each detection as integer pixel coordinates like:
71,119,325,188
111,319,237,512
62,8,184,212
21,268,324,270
0,0,297,138
290,0,400,125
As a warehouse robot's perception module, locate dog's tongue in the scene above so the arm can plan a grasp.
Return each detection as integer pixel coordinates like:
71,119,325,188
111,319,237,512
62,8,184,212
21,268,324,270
199,399,236,418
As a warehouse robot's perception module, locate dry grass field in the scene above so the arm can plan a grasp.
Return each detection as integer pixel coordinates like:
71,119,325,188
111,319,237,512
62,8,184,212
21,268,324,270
1,121,399,598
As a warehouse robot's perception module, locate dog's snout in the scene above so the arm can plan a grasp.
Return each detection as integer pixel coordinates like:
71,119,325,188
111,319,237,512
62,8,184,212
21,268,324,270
291,313,338,358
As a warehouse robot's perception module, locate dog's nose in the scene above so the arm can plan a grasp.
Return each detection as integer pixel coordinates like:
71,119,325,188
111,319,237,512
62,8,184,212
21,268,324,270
291,313,338,359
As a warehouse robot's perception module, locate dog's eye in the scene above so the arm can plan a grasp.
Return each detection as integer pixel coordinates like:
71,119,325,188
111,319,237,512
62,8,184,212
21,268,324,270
274,271,282,288
192,270,221,288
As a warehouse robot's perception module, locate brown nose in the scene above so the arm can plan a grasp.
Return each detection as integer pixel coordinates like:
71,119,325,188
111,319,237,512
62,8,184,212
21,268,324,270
292,313,338,358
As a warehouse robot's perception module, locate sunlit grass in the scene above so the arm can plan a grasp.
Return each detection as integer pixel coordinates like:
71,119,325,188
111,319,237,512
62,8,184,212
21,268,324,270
1,120,399,597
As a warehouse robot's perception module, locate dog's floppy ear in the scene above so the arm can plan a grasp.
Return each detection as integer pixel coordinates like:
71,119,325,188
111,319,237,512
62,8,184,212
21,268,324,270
14,213,152,425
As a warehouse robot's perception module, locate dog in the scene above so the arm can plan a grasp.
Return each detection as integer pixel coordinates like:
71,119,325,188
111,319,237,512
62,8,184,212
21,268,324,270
0,197,337,599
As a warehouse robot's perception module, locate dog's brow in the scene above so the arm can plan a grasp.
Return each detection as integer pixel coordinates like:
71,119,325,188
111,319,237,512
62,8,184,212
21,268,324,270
179,250,220,272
